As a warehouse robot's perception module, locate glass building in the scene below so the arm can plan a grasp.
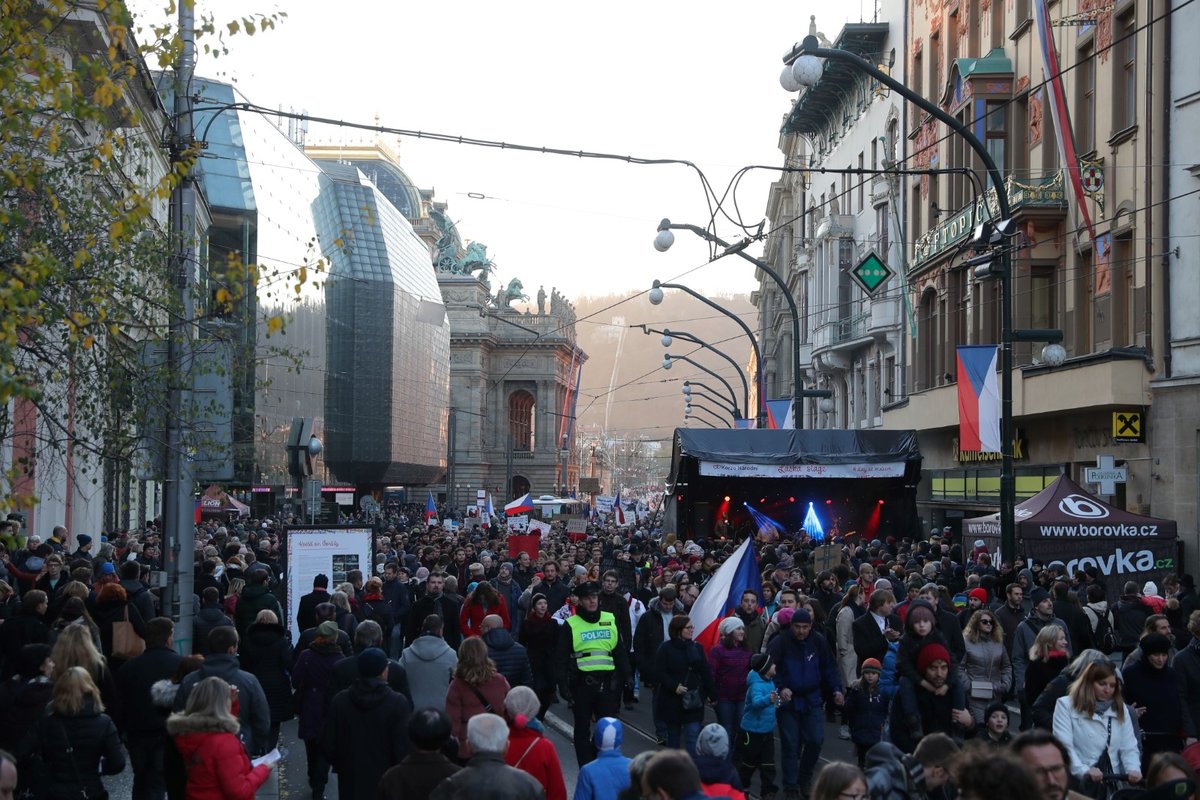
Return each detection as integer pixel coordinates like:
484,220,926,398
190,79,449,499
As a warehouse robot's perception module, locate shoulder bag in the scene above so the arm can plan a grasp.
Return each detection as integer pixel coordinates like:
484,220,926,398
111,606,145,660
468,683,495,713
680,659,704,711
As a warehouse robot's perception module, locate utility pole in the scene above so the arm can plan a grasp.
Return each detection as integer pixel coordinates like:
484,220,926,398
162,0,196,654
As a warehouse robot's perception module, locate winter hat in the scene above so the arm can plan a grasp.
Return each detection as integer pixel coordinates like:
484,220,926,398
593,717,623,752
750,653,774,677
874,577,893,591
357,647,389,678
718,617,745,637
1144,581,1160,597
530,593,548,609
968,588,989,604
697,723,730,759
906,601,936,628
984,701,1010,724
776,608,795,627
791,608,813,625
1140,632,1172,656
316,620,339,639
75,534,92,547
1030,587,1051,606
96,561,115,576
916,642,952,674
860,658,882,674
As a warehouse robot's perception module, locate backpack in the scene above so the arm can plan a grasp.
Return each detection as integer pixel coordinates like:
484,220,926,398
1084,606,1118,654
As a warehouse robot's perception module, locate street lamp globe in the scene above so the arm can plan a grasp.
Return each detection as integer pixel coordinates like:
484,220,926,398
1042,343,1067,367
648,285,665,305
662,355,673,370
660,333,673,347
780,64,803,92
818,397,835,413
654,229,675,252
684,403,693,414
681,384,692,397
791,54,824,87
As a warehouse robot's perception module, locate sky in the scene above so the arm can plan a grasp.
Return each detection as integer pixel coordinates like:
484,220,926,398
131,0,866,302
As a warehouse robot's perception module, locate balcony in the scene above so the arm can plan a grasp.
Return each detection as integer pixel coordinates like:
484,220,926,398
836,312,870,344
868,296,901,336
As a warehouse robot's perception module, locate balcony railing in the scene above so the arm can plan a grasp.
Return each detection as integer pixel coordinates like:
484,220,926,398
834,312,870,344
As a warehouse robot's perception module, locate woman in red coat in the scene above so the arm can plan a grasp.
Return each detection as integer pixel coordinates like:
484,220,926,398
167,676,273,800
458,581,511,638
445,637,510,761
504,686,566,800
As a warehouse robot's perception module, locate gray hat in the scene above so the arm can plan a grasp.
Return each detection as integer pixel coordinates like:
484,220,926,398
697,723,729,758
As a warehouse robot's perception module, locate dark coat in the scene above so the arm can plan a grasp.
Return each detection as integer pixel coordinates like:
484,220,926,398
114,645,182,736
192,604,234,655
238,621,294,726
407,593,463,649
90,595,147,667
1114,596,1151,655
430,752,544,800
1123,658,1189,739
291,639,343,741
329,652,411,705
482,627,533,688
633,605,675,684
17,700,126,800
1030,668,1076,730
518,613,558,693
844,683,888,746
653,638,715,725
296,588,330,634
378,750,461,800
851,611,901,670
234,582,283,635
0,608,49,679
1173,641,1200,738
1023,653,1069,711
0,676,53,752
887,677,963,753
293,625,353,666
119,579,157,624
322,677,412,800
363,596,397,635
1054,597,1092,656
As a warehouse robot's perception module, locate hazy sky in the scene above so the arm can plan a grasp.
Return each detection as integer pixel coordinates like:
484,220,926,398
133,0,864,302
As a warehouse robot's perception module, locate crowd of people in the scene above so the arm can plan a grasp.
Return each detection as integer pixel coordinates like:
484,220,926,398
0,508,1197,800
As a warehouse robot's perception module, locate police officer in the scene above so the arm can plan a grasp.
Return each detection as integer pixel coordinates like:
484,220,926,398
557,580,629,765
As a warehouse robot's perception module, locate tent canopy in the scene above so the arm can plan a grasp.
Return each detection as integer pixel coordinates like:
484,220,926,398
673,428,921,466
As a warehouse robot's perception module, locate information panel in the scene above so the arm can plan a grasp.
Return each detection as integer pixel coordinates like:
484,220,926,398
284,526,373,642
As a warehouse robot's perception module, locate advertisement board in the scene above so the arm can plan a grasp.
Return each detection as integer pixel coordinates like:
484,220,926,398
284,526,373,642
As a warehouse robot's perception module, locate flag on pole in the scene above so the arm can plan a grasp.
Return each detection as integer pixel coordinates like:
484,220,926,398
505,493,534,516
765,399,794,430
483,494,496,528
956,345,1001,453
690,536,763,652
1035,0,1096,245
425,491,437,526
614,490,626,527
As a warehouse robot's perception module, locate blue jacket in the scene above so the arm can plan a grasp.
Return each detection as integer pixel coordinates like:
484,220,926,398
573,748,631,800
880,640,900,702
843,682,888,746
767,629,842,713
741,670,778,734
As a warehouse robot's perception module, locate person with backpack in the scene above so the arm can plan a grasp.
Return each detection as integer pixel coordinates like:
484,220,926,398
1082,584,1118,655
1112,582,1151,662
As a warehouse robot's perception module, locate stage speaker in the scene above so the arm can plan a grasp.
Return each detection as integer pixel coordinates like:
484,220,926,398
693,502,711,537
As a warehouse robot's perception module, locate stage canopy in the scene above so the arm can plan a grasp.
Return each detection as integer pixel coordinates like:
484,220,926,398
964,475,1177,594
671,428,921,471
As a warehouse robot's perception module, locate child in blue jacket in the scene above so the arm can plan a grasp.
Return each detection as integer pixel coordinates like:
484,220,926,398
736,653,778,799
842,657,888,766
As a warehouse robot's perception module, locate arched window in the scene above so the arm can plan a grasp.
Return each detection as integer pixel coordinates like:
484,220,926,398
508,390,535,451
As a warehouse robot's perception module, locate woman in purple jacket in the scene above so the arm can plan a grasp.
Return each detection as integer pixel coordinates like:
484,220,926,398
709,616,752,743
291,621,344,799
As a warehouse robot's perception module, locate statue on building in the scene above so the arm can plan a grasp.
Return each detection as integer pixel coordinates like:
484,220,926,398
460,241,494,288
537,285,546,315
492,278,528,309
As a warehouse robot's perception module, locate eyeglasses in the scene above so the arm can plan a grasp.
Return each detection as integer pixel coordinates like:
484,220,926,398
980,619,994,626
1029,764,1067,780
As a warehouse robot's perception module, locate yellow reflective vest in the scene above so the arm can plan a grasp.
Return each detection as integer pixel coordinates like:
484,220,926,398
566,611,619,672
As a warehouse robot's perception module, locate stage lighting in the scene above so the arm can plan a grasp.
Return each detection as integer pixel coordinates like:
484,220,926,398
760,498,765,503
788,496,795,503
878,499,885,505
825,499,832,505
677,495,683,502
724,495,731,502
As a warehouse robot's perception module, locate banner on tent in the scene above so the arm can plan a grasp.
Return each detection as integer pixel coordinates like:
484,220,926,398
698,461,905,479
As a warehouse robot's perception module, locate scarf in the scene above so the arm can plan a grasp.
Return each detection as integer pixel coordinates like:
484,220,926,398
1095,699,1113,715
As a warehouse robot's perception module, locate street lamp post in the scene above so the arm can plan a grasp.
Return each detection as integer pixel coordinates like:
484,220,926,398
684,401,732,429
648,281,767,428
681,382,739,420
639,324,751,425
786,35,1061,561
654,221,831,427
662,353,742,421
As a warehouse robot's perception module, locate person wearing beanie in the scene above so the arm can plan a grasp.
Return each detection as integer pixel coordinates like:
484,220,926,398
518,592,559,721
1012,586,1070,728
978,701,1012,747
764,594,843,796
1123,631,1186,766
709,615,752,745
894,599,965,728
959,586,990,628
888,640,973,752
574,717,631,800
692,723,744,799
843,656,887,766
323,644,414,800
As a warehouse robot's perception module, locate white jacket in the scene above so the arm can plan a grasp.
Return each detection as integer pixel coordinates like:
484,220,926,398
1051,695,1141,778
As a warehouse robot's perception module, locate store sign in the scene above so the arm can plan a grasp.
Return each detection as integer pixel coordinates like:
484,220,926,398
698,461,905,479
953,432,1027,463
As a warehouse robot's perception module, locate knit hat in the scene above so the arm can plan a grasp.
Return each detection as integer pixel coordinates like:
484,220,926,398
984,701,1010,724
718,617,745,637
792,608,813,625
76,534,92,547
357,647,389,678
906,601,936,628
97,561,115,576
916,642,952,674
750,653,774,677
776,608,795,627
1030,587,1051,606
316,620,339,639
593,718,623,752
1140,632,1172,656
697,723,730,758
1144,581,1160,597
860,658,882,674
968,588,989,604
530,593,548,609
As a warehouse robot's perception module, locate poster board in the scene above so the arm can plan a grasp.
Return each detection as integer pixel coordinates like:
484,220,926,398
508,534,541,560
565,516,588,534
284,526,374,642
811,544,843,573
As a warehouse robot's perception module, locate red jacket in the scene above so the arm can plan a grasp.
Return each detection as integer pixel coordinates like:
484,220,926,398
169,717,270,800
505,723,566,800
445,673,511,759
459,594,511,637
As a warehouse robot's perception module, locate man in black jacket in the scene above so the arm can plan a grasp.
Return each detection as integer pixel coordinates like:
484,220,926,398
116,617,182,800
405,572,462,649
1114,581,1152,661
328,620,410,703
480,614,532,688
851,589,901,672
293,602,352,666
296,573,330,634
323,647,412,800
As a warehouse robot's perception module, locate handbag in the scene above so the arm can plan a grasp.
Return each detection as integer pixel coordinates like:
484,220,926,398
969,680,994,701
680,665,704,711
1084,718,1122,800
468,684,495,714
111,606,145,660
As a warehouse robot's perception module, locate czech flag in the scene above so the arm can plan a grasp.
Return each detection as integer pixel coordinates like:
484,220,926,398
483,495,495,528
614,490,626,527
690,536,763,652
956,345,1001,453
505,492,533,516
764,399,794,430
425,491,437,526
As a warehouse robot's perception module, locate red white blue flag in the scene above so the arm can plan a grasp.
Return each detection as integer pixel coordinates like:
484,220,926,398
1035,0,1096,245
425,491,437,526
764,399,794,430
504,493,533,516
956,346,1001,453
483,495,495,529
690,536,763,652
614,490,627,527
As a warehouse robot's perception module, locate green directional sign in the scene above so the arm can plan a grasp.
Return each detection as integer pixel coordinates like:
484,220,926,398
850,251,893,296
